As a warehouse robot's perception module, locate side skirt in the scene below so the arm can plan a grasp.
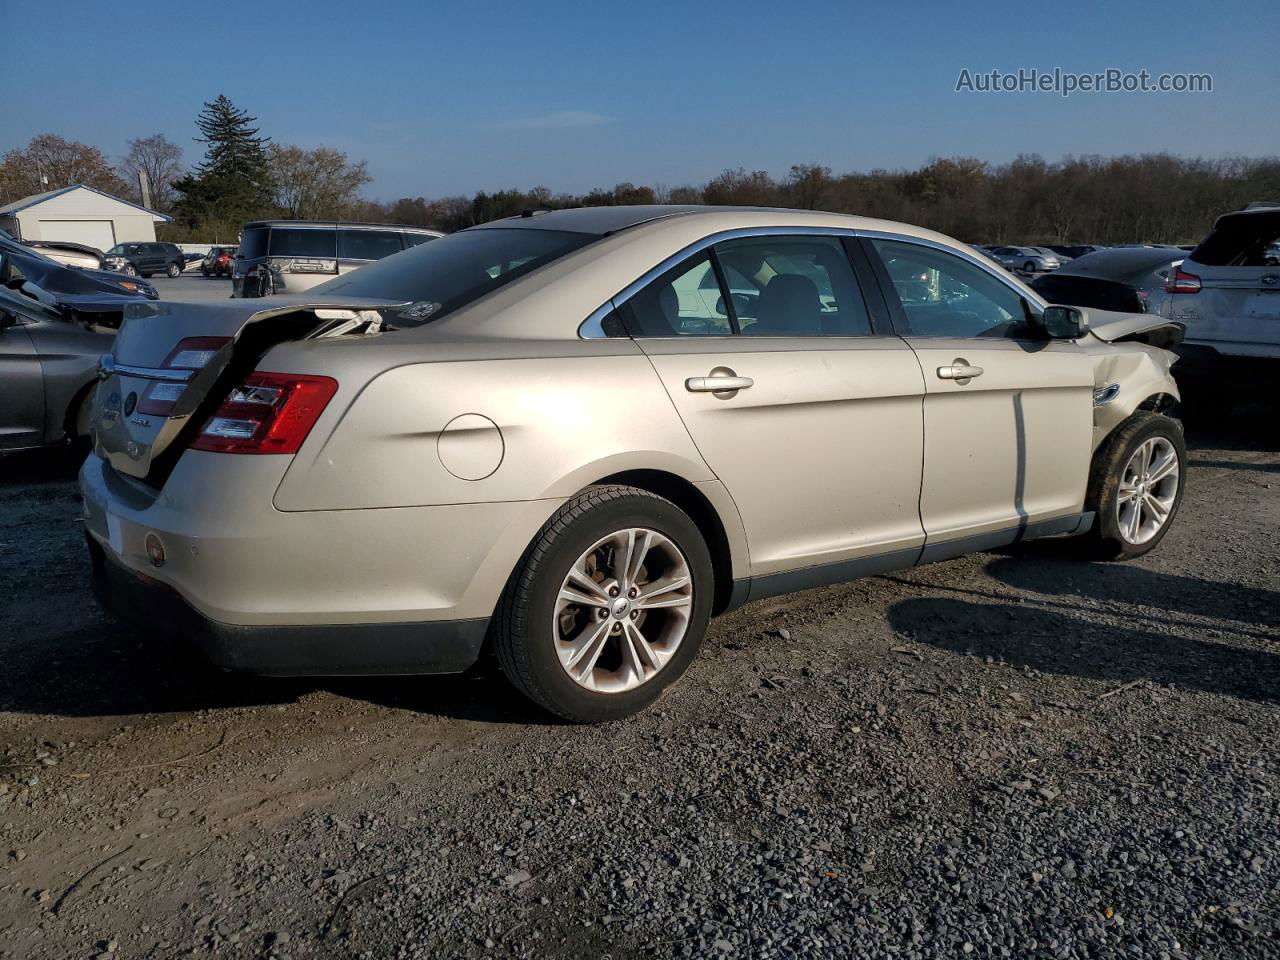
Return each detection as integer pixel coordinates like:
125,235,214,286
720,512,1094,613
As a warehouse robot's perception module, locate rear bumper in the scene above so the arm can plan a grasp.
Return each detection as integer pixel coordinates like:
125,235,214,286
88,535,487,676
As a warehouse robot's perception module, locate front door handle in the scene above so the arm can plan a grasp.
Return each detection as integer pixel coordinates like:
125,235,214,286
685,367,753,395
936,358,984,384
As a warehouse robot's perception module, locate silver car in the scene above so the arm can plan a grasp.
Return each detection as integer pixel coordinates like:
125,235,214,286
1165,204,1280,365
987,246,1062,274
231,220,443,298
82,206,1186,722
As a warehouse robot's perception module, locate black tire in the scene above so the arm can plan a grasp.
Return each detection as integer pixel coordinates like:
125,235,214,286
1023,260,1036,273
492,485,714,723
166,262,181,278
1078,411,1186,561
201,266,209,277
123,263,137,276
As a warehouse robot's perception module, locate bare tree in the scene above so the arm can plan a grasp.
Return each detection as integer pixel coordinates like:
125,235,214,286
266,144,372,219
119,134,184,212
0,134,129,204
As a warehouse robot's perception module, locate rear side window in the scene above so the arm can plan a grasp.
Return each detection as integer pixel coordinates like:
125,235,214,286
621,253,732,337
311,227,596,326
338,229,404,261
269,228,336,258
403,232,436,248
238,228,268,259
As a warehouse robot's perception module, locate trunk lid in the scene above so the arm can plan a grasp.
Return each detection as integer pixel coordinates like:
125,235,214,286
92,296,395,480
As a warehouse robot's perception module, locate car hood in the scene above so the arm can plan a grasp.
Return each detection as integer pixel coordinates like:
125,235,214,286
1085,308,1184,348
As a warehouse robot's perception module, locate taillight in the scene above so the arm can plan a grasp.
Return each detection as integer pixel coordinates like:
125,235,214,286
136,337,231,416
1165,266,1201,294
191,372,337,454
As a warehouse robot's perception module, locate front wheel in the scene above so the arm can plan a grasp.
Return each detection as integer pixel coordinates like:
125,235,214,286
166,262,181,278
1078,412,1185,560
123,263,137,276
1023,260,1037,273
492,485,714,723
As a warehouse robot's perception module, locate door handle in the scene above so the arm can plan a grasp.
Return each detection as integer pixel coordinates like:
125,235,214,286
685,367,753,394
936,358,984,383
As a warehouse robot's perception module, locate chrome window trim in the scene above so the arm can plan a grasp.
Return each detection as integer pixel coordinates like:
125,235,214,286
578,225,1047,339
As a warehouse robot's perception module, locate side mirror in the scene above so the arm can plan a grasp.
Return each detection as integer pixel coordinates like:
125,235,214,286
1042,304,1088,340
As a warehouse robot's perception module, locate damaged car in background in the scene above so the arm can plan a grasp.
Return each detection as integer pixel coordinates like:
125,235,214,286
1,229,156,329
1163,202,1280,408
82,206,1186,723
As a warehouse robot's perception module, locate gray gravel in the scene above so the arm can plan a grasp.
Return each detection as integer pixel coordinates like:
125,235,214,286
0,408,1276,959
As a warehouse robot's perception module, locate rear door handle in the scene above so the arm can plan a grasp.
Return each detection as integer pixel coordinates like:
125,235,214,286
936,358,984,383
685,369,754,393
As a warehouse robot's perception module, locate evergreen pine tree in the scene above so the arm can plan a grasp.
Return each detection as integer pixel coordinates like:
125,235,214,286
173,95,275,235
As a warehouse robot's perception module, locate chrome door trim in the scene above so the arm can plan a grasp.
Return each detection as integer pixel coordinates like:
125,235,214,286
578,225,1048,338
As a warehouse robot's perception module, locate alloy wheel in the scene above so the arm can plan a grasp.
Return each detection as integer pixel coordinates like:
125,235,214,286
553,527,693,694
1116,436,1179,544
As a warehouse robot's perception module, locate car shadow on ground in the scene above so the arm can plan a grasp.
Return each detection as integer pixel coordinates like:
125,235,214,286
887,565,1280,706
0,616,553,725
0,446,85,487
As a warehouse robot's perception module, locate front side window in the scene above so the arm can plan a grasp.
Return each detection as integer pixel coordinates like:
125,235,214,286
713,236,872,337
620,253,731,337
872,239,1035,339
312,227,596,326
338,229,404,261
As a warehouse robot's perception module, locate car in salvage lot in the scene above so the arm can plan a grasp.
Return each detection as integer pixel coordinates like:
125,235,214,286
985,245,1063,274
1030,246,1180,318
1163,203,1280,398
231,220,443,297
81,206,1187,723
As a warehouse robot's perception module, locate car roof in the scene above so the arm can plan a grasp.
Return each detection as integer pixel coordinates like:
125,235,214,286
242,220,442,233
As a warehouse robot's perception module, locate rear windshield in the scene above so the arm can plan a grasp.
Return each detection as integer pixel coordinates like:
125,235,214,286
311,227,597,326
269,227,336,258
1191,212,1280,266
238,227,268,260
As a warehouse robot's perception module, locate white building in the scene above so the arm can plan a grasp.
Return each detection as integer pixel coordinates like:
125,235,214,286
0,184,171,251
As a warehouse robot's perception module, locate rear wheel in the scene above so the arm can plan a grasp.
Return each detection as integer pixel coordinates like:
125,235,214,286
201,266,209,277
1078,412,1185,560
493,485,714,723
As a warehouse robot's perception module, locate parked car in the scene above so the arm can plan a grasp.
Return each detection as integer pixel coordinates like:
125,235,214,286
23,239,104,270
986,246,1062,273
102,241,187,278
1030,247,1180,317
0,284,115,452
1048,244,1106,261
83,206,1185,723
231,221,443,297
201,246,237,277
1,230,156,327
1164,204,1280,396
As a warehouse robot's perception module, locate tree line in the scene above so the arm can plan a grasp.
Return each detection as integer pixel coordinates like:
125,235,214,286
2,94,1277,245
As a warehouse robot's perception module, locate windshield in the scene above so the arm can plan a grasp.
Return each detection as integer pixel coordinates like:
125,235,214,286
312,227,597,326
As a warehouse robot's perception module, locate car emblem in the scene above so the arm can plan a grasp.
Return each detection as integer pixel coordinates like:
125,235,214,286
101,391,121,426
1262,274,1279,286
123,392,137,416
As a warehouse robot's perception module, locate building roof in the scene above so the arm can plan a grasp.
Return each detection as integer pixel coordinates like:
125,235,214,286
0,183,172,222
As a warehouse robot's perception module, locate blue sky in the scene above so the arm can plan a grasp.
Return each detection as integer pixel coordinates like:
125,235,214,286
6,0,1278,199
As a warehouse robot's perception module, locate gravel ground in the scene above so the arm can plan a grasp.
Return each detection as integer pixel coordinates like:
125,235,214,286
0,407,1276,959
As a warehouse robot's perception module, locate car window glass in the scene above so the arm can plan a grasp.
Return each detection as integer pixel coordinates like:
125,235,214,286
872,239,1035,339
268,228,336,258
338,229,404,261
621,253,731,337
238,227,268,259
312,227,595,326
713,236,872,336
403,232,436,248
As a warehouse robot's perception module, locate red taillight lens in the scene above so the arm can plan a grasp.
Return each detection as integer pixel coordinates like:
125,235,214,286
136,337,231,416
1165,267,1201,294
191,372,337,454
